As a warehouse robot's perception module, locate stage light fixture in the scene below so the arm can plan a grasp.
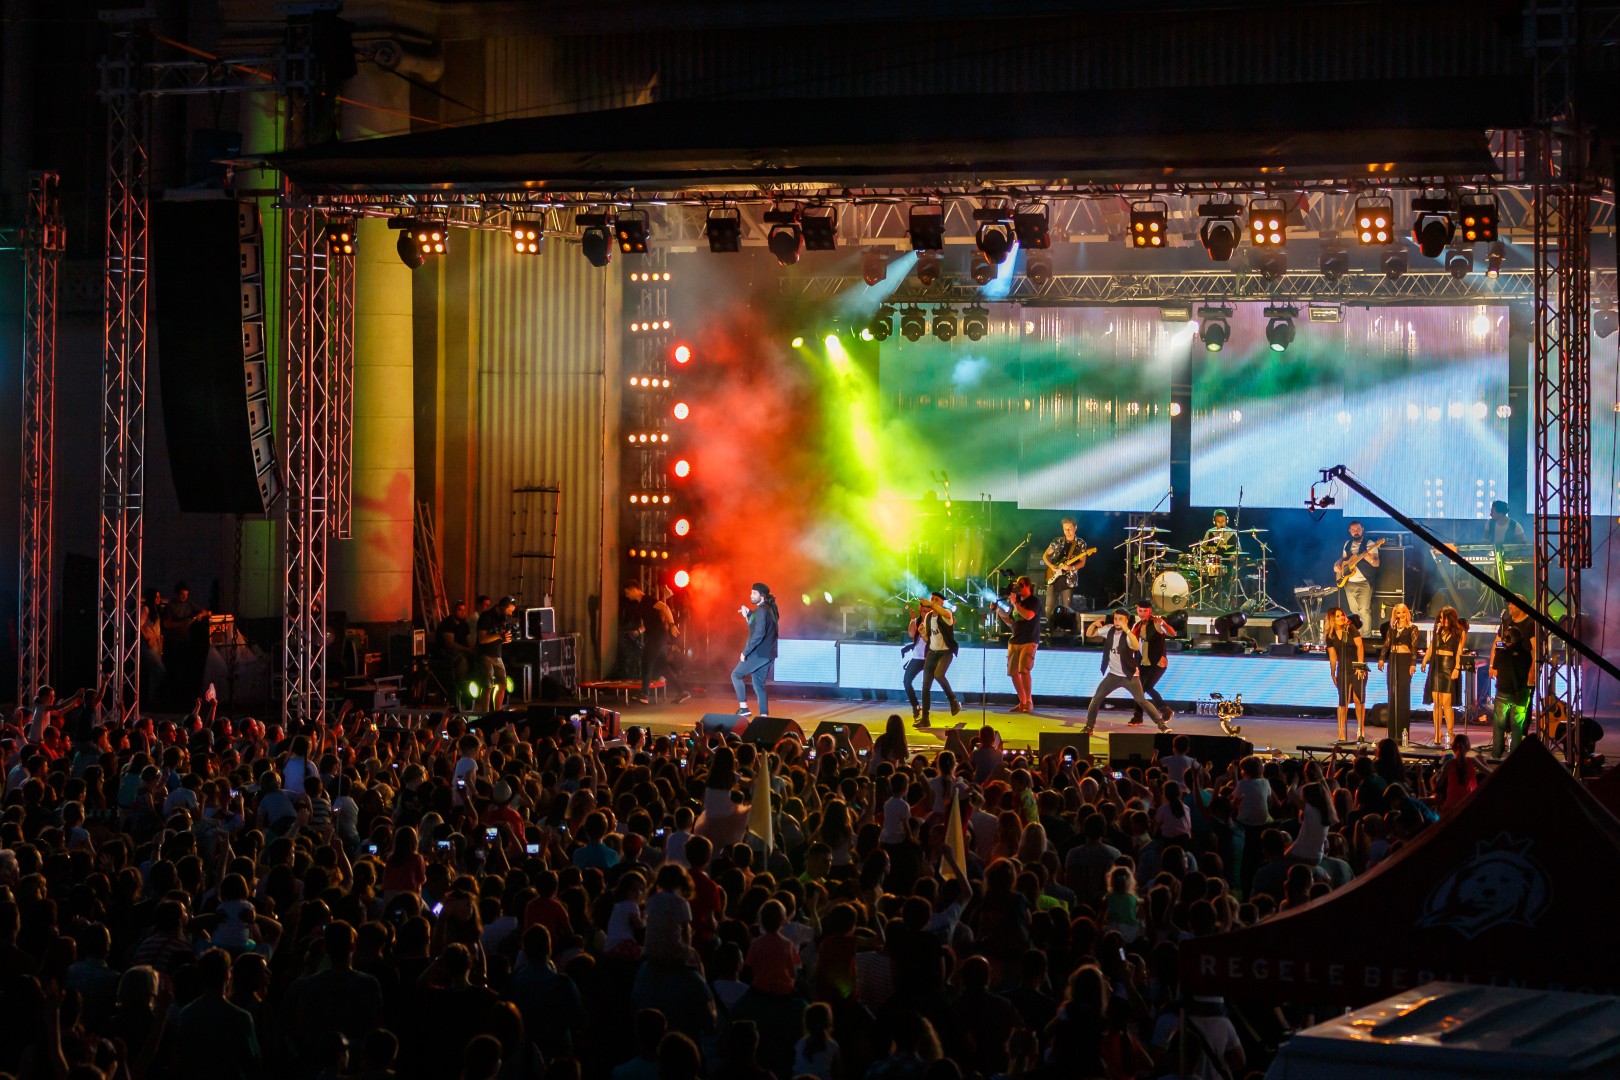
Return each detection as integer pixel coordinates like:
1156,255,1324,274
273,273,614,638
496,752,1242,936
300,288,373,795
909,204,945,251
933,308,958,342
510,216,543,255
1248,200,1286,248
1026,253,1053,287
625,431,671,444
764,206,803,266
973,203,1015,264
1163,610,1189,637
969,253,996,286
1257,250,1287,281
1197,201,1242,262
1198,305,1232,352
1263,304,1298,353
1130,200,1168,249
576,211,614,267
914,251,942,287
900,306,927,342
1213,610,1248,638
1382,250,1408,279
1445,247,1473,279
1411,195,1455,259
1485,241,1505,278
326,219,357,258
1271,612,1306,641
704,207,742,253
673,458,691,478
802,205,838,251
672,401,690,420
869,303,895,341
1319,248,1350,283
673,344,692,364
673,517,691,537
1596,308,1619,339
1354,196,1394,245
672,569,691,589
1013,202,1050,249
615,209,651,254
962,305,990,341
861,249,886,286
1460,197,1498,243
394,229,424,269
413,220,448,259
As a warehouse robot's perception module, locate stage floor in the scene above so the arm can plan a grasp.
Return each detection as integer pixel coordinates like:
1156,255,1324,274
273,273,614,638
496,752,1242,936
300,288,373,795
610,691,1606,758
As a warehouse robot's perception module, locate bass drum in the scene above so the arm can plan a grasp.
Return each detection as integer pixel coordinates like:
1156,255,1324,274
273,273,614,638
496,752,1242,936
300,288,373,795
1151,569,1196,612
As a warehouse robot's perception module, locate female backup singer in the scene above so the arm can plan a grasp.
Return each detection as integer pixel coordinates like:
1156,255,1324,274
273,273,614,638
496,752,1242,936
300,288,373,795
1323,608,1367,743
1422,606,1468,747
1378,604,1420,746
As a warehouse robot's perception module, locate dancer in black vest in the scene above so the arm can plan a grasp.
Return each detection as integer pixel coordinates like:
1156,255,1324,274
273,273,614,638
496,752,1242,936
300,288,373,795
1129,600,1175,727
1081,609,1172,735
914,592,962,729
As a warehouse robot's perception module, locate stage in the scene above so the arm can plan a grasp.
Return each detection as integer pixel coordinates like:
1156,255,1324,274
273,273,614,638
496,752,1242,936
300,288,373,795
608,691,1585,758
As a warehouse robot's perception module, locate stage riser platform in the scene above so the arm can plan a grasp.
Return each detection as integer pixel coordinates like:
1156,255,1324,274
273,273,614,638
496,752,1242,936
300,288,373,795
771,638,1475,712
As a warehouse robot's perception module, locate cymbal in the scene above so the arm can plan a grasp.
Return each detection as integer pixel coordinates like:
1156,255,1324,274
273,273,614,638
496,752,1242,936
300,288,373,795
1126,526,1169,533
1239,527,1270,534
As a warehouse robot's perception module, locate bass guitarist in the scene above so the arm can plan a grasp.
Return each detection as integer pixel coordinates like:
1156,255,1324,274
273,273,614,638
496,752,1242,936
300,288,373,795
1041,517,1095,628
1333,521,1381,634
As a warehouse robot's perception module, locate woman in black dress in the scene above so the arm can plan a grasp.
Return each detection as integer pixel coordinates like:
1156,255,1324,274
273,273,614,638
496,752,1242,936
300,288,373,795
1379,603,1420,745
1422,605,1467,747
1324,607,1367,743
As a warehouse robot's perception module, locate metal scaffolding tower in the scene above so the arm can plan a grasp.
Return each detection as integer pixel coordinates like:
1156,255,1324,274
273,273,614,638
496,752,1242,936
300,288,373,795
17,172,64,704
98,18,150,720
330,243,355,540
1527,0,1598,754
281,205,332,728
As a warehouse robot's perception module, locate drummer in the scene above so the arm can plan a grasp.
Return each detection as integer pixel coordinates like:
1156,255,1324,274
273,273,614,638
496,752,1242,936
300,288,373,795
1198,509,1241,555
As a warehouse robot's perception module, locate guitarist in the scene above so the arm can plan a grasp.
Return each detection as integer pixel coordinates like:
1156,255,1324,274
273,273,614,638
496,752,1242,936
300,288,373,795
1041,517,1089,627
1334,521,1380,635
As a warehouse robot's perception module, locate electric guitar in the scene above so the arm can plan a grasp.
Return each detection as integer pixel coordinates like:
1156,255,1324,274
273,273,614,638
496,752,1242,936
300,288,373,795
1335,537,1387,589
1044,546,1098,585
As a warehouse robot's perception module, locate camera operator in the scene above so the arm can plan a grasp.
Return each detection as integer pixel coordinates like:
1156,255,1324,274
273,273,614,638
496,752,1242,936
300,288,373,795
995,576,1040,715
476,596,519,710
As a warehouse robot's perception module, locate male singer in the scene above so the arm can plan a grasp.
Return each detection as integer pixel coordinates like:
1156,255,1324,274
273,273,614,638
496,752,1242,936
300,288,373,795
1129,600,1176,727
732,583,779,717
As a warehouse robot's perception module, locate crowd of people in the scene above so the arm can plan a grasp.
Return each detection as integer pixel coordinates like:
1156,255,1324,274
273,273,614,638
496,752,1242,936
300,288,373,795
0,685,1490,1080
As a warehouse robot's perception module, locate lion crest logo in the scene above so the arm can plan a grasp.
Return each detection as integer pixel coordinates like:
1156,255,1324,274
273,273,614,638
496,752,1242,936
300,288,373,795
1417,834,1551,940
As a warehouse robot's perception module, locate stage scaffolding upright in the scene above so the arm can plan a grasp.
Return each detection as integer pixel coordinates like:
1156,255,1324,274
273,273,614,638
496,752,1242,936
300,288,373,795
97,19,150,721
17,172,64,705
1528,0,1599,761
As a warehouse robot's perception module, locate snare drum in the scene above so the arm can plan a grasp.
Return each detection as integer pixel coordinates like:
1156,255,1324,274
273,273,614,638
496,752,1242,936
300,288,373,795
1151,570,1196,612
1199,554,1225,578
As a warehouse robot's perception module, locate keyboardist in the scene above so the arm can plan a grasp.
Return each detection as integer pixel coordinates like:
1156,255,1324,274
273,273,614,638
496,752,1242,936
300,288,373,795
1485,499,1527,548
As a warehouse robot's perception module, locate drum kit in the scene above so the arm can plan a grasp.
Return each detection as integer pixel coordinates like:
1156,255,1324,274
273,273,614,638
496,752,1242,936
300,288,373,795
1127,526,1280,613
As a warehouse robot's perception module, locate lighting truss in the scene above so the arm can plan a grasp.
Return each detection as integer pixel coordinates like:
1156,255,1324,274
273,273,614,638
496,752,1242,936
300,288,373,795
18,172,63,703
98,25,150,722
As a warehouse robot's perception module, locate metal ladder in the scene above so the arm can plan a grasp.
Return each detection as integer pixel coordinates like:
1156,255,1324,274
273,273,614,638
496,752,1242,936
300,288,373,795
511,484,561,606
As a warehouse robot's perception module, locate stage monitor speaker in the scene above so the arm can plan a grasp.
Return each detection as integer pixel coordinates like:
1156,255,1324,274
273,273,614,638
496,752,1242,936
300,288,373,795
700,712,744,735
1108,732,1160,768
1110,732,1255,772
152,199,281,513
811,721,873,757
740,715,805,748
1038,730,1093,761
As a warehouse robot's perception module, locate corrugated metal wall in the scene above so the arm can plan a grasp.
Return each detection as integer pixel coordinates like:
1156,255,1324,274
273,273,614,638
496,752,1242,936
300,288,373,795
474,232,618,679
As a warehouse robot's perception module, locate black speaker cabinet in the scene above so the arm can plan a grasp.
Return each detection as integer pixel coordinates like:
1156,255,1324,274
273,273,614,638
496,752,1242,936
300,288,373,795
1109,731,1254,772
1038,730,1094,761
740,715,805,748
153,200,281,513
